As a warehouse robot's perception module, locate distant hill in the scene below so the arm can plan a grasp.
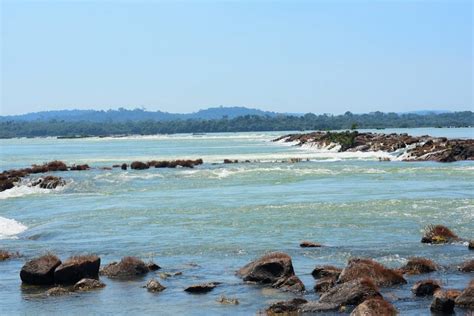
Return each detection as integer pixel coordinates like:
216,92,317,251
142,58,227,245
0,106,287,122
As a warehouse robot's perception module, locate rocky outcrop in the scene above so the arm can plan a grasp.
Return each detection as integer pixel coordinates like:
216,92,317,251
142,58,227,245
145,279,166,292
54,255,100,284
400,257,437,275
184,282,219,293
100,256,150,278
337,258,406,287
458,259,474,272
237,252,304,292
130,161,149,170
455,280,474,309
412,280,441,296
20,254,62,285
274,131,474,162
421,225,459,244
73,278,105,291
350,297,397,316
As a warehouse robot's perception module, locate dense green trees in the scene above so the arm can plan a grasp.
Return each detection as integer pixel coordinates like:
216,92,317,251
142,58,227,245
0,111,472,138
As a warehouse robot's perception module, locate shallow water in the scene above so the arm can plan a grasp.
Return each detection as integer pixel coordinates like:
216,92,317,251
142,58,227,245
0,128,473,315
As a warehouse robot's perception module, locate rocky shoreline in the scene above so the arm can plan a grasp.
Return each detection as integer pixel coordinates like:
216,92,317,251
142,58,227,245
274,131,474,162
2,225,473,314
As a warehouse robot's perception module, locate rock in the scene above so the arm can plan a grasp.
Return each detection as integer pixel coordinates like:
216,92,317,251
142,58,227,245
150,159,203,168
20,254,62,285
350,297,397,316
46,287,70,296
184,282,219,293
0,178,15,192
73,278,105,291
337,258,406,287
458,259,474,272
70,164,90,171
455,280,474,309
400,257,437,275
46,160,68,171
265,298,308,315
431,291,455,313
318,278,382,307
32,176,66,189
314,276,337,293
130,161,149,170
121,163,127,170
0,250,19,261
145,279,166,292
223,159,238,164
469,240,474,250
217,296,239,305
54,255,100,284
299,302,341,313
311,265,342,279
146,262,160,271
299,241,322,248
100,256,149,278
237,252,304,292
412,280,441,296
421,224,459,244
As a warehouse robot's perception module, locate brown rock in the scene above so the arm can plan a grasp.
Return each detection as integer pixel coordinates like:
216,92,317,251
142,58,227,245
237,252,296,285
400,257,437,275
311,265,342,279
145,279,166,292
46,286,70,296
265,298,308,315
73,278,105,291
130,161,149,170
350,297,397,316
54,255,101,284
412,279,441,296
0,250,19,261
20,254,62,285
318,278,382,307
299,241,322,248
314,276,337,293
46,160,68,171
272,275,305,292
469,240,474,250
100,256,149,278
459,259,474,272
431,290,455,313
455,281,474,309
338,258,406,287
184,282,219,293
70,164,90,171
421,224,459,244
146,262,160,271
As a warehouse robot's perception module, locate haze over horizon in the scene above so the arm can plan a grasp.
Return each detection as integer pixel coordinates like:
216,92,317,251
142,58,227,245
1,0,472,116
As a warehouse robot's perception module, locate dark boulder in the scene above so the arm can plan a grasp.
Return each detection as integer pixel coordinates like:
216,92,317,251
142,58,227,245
412,280,441,296
400,257,437,275
73,278,105,291
431,290,455,313
121,163,127,170
32,176,66,189
0,250,19,261
145,279,166,292
100,256,149,278
338,258,406,286
272,275,305,292
130,161,149,170
350,297,397,316
20,254,62,285
54,255,100,284
146,261,160,271
70,164,90,171
184,282,219,293
0,178,15,192
46,160,68,171
299,241,322,248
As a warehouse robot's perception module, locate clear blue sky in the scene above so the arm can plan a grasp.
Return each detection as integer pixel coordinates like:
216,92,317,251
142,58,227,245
1,0,472,115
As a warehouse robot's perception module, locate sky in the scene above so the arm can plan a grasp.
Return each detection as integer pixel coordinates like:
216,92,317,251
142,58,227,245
0,0,472,115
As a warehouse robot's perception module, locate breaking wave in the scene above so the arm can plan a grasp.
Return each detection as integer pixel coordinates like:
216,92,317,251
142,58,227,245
0,216,28,239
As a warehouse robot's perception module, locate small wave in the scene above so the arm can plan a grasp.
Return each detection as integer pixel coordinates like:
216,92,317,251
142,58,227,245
0,216,28,239
0,183,67,200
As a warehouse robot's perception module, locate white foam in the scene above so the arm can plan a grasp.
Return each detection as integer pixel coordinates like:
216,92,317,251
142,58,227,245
0,183,67,200
0,216,27,239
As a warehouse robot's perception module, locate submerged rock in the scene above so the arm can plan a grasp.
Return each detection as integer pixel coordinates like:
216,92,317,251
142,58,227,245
145,279,166,293
20,254,62,285
421,224,459,244
32,175,66,189
73,278,105,291
412,280,441,296
0,250,19,261
54,255,101,284
350,297,397,316
299,241,322,248
100,256,150,278
237,252,304,292
69,164,90,171
46,286,70,296
455,280,474,309
337,258,406,287
400,257,437,275
217,296,239,305
184,282,219,293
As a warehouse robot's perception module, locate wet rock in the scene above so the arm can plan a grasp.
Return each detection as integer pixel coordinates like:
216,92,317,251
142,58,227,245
20,254,62,285
338,258,406,287
421,224,459,244
314,276,337,293
458,259,474,272
272,275,305,292
145,279,166,293
46,286,70,296
299,241,322,248
350,297,397,316
431,290,455,313
217,296,239,305
237,252,304,292
146,261,160,271
32,175,66,189
400,257,437,275
0,178,15,192
265,298,308,315
73,278,105,291
184,282,219,293
54,255,100,284
130,161,149,170
46,160,68,171
100,256,149,278
121,163,127,170
412,280,441,296
455,280,474,309
70,164,90,171
223,159,238,164
318,278,382,307
0,250,19,261
311,265,342,279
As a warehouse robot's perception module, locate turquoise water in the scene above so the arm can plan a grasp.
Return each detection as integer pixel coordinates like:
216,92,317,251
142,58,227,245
0,128,473,315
